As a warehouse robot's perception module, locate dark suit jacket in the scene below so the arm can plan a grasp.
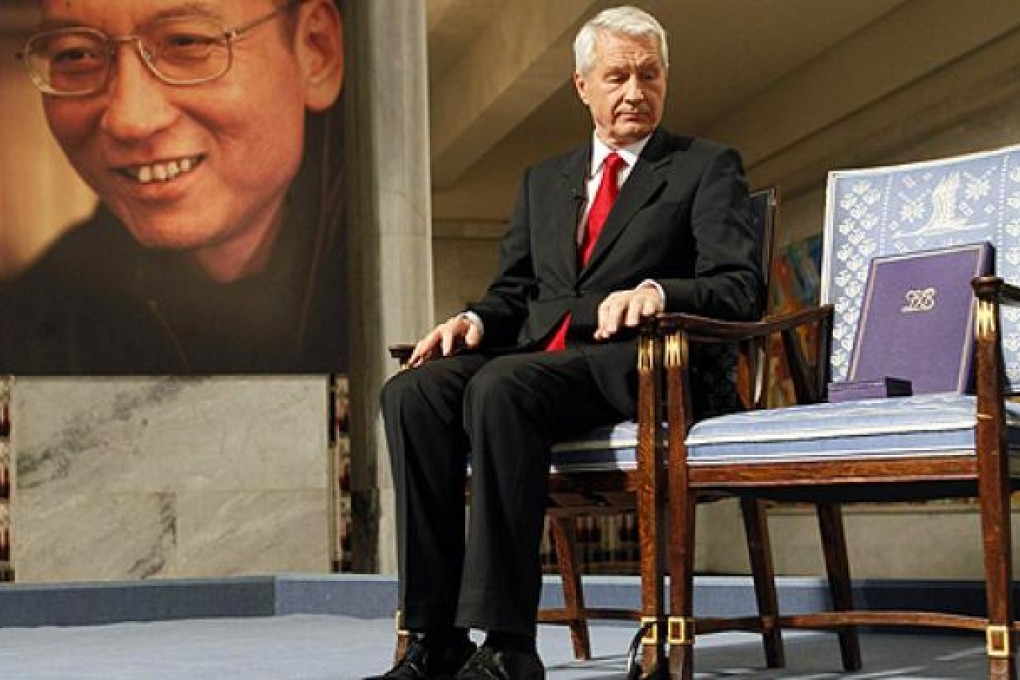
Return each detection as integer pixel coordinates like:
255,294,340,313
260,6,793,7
467,127,763,415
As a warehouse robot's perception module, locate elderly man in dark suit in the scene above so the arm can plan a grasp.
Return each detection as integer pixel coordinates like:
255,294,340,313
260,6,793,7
368,6,762,680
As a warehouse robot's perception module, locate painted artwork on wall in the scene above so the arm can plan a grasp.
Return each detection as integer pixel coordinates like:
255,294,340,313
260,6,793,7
0,0,348,374
767,233,823,406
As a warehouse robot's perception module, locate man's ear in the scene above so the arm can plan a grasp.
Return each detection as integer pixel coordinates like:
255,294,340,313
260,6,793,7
295,0,344,112
573,71,590,107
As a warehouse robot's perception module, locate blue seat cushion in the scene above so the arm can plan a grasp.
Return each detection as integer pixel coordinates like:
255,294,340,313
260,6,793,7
549,393,1020,472
686,392,1020,465
551,421,640,472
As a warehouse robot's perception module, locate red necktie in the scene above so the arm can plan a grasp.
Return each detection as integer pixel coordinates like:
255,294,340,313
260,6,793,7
545,151,625,351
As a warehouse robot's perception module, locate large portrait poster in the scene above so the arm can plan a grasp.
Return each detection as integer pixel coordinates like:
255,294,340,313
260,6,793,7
0,0,348,374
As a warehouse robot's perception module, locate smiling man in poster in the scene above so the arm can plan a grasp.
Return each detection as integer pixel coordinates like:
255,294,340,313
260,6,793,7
2,0,346,373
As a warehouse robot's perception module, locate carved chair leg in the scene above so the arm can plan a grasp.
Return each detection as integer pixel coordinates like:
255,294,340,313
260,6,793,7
667,493,696,680
394,608,411,665
976,460,1016,678
816,503,862,672
550,515,592,660
986,631,1017,680
740,497,785,669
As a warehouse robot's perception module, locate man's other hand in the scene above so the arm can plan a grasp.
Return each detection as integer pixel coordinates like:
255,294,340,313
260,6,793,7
594,283,664,340
409,315,483,367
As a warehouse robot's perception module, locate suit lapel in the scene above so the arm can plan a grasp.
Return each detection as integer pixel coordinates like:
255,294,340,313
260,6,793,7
580,128,672,278
555,144,590,281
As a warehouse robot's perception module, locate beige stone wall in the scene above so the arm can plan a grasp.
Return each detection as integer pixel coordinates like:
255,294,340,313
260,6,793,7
697,500,1020,580
432,220,504,320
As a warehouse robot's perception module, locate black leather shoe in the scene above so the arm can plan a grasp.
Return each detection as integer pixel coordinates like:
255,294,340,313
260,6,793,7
363,637,477,680
453,646,545,680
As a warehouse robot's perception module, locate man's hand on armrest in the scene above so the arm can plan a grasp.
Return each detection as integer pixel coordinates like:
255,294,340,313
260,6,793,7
409,313,484,367
594,280,665,341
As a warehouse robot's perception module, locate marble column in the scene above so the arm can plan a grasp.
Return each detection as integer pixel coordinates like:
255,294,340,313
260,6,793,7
340,0,433,574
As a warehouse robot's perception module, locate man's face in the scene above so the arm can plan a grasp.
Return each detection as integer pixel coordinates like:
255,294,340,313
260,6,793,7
38,0,313,279
574,31,667,148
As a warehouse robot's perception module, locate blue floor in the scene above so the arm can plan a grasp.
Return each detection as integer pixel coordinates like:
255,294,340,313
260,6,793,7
0,615,991,679
0,574,996,678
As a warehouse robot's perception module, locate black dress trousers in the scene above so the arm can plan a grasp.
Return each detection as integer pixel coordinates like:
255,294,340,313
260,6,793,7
381,347,625,636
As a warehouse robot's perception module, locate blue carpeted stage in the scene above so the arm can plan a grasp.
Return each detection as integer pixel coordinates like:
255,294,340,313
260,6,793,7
0,575,1003,678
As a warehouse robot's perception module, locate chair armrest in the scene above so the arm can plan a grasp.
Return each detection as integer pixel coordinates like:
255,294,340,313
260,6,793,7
648,305,835,408
649,305,834,343
972,276,1020,305
970,276,1020,402
968,277,1018,453
389,344,415,368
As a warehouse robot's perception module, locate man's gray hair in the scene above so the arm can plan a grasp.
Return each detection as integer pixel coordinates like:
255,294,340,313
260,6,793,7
573,6,669,75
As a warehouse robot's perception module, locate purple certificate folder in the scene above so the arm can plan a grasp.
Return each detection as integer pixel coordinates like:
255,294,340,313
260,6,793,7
848,242,993,394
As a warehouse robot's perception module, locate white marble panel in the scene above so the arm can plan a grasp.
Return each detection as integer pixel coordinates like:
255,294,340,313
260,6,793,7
173,490,329,578
11,377,331,582
15,491,174,582
14,377,328,494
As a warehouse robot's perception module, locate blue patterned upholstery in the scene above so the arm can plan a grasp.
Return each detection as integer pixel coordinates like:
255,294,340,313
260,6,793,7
687,393,1020,464
550,421,639,472
824,143,1020,389
551,393,1020,470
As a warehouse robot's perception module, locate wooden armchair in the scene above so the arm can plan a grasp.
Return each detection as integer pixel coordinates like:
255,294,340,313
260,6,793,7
656,145,1020,679
535,187,781,675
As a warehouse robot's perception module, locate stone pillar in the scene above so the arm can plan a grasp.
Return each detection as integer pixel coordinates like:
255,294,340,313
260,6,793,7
340,0,433,574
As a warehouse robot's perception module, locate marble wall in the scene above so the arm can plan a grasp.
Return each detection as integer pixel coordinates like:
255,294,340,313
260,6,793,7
10,377,331,583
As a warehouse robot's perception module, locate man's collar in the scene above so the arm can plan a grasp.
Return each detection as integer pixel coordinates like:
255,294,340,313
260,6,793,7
589,131,653,175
